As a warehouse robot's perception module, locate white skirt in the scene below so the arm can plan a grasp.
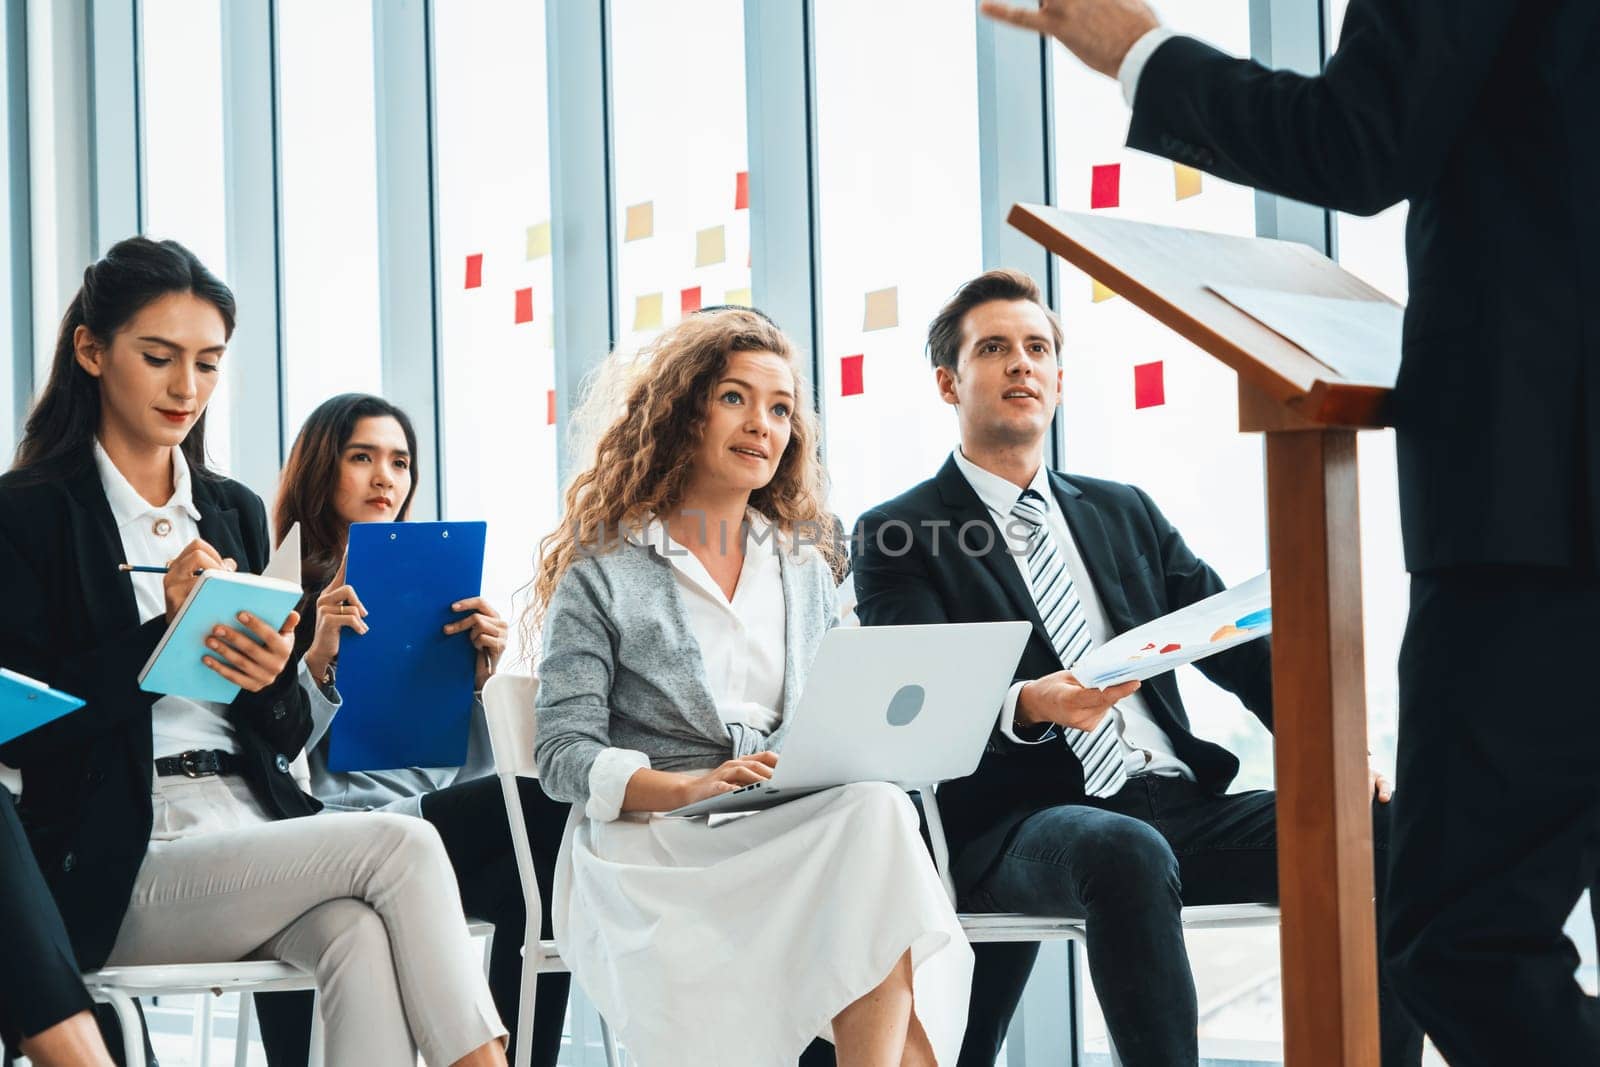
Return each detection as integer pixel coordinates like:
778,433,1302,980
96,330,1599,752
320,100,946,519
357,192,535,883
554,781,974,1067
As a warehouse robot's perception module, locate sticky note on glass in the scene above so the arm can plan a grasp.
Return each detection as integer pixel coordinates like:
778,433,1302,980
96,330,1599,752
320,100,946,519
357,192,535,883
695,226,726,267
1174,164,1202,201
735,170,750,210
634,293,664,331
1134,360,1165,409
546,390,557,426
464,254,483,289
1091,279,1117,303
514,287,533,324
724,287,752,307
681,286,702,315
1090,164,1121,209
526,222,551,260
863,287,899,332
624,201,654,242
841,354,865,397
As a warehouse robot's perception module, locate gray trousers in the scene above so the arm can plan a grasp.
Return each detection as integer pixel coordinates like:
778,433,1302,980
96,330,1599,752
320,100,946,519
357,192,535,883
106,774,505,1066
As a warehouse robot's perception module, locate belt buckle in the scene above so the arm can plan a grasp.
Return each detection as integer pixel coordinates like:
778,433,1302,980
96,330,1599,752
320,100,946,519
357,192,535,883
179,751,205,778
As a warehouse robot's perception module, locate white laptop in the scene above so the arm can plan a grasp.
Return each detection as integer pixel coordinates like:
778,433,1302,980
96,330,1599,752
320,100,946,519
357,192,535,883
666,621,1031,818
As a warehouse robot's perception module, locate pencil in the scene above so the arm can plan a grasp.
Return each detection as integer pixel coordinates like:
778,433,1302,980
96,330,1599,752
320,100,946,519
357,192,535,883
118,564,207,577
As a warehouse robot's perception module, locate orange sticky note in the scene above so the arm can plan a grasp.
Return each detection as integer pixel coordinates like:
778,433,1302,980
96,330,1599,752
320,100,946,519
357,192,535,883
526,221,551,259
633,293,664,331
1090,164,1121,209
514,287,533,324
735,170,750,210
1134,361,1165,409
624,201,654,241
695,226,726,267
1091,279,1117,303
464,254,483,289
1174,164,1202,200
724,287,752,307
680,286,702,314
863,287,899,332
841,354,865,396
546,390,557,426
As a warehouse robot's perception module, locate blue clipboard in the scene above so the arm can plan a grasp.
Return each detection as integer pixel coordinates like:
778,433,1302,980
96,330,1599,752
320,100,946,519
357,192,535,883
1,668,86,746
327,521,487,772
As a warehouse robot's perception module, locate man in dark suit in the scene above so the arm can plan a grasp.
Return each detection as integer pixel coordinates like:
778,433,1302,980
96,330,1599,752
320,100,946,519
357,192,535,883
979,3,1600,1062
853,270,1421,1067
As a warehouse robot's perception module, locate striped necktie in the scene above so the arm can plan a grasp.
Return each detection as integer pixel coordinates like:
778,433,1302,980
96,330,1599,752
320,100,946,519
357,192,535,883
1011,488,1128,798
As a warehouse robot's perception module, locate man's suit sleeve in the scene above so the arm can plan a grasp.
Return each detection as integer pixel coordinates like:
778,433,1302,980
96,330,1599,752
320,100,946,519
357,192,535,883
1127,0,1520,216
851,508,952,627
1137,488,1274,731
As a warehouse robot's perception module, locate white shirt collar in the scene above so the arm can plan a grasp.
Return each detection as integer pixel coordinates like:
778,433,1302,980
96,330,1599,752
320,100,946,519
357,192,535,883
92,439,202,529
951,447,1054,519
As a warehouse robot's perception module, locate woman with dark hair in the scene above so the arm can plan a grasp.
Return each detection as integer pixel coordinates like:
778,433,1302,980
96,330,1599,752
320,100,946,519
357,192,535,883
253,393,571,1067
530,309,972,1066
0,238,508,1067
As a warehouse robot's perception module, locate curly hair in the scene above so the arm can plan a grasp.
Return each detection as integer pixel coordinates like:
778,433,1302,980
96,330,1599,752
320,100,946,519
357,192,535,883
523,308,838,652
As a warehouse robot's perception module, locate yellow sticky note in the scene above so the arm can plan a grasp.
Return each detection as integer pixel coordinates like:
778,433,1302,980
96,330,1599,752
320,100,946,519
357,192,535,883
624,201,654,242
1174,164,1202,201
863,287,899,332
695,225,726,268
1091,279,1117,303
724,287,752,307
633,293,663,331
526,221,551,260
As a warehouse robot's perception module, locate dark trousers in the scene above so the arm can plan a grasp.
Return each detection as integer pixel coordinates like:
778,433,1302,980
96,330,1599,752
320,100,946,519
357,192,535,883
957,776,1423,1067
0,787,94,1049
1384,566,1600,1066
255,776,572,1067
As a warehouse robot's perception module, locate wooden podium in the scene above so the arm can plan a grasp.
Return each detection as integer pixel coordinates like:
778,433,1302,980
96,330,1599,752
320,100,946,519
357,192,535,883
1009,203,1401,1067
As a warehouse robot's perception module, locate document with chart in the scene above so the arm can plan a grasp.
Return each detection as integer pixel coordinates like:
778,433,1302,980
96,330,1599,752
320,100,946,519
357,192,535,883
1071,572,1272,688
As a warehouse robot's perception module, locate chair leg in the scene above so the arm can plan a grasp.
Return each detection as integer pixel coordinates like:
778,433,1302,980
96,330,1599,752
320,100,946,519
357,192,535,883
598,1014,621,1067
513,941,538,1067
1069,939,1087,1067
91,989,148,1067
234,993,255,1067
307,989,325,1067
194,993,215,1067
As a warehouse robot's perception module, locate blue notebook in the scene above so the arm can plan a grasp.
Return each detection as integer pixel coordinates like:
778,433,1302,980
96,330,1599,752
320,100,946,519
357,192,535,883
138,571,304,704
1,668,86,746
328,521,487,772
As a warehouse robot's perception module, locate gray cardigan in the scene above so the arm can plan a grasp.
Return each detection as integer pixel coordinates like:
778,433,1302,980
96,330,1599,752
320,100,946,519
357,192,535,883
533,533,837,807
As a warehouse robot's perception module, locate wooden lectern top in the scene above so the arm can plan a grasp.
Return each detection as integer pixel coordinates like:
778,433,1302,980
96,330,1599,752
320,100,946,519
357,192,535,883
1009,203,1400,429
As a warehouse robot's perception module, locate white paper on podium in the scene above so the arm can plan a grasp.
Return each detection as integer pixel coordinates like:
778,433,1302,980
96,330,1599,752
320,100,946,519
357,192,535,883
1207,284,1403,387
1071,571,1272,688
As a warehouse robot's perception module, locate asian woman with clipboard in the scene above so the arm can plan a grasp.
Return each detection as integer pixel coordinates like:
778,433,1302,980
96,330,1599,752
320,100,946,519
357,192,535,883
257,393,571,1067
0,240,508,1067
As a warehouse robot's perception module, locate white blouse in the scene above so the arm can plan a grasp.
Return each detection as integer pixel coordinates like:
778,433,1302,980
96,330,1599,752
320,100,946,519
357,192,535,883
93,441,239,760
582,510,789,820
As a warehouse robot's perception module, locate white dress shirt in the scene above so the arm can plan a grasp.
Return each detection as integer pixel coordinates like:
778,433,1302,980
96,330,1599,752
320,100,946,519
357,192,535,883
583,510,790,820
93,441,239,760
1118,26,1177,107
951,449,1193,781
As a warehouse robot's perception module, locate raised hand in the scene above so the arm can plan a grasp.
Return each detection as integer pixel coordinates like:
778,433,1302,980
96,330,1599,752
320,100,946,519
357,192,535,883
980,0,1160,78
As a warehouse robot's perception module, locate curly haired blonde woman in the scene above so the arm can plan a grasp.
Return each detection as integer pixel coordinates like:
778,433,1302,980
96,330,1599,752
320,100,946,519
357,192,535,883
528,308,972,1066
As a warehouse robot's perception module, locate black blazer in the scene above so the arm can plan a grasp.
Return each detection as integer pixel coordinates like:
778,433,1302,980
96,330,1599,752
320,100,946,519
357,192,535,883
1128,2,1600,572
0,449,319,970
853,457,1273,892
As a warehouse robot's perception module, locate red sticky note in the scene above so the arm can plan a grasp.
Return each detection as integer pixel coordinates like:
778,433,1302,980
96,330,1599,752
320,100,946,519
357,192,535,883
1090,164,1121,209
680,286,702,315
735,170,750,210
546,390,557,426
1134,360,1165,409
841,354,865,397
514,287,533,324
464,254,483,289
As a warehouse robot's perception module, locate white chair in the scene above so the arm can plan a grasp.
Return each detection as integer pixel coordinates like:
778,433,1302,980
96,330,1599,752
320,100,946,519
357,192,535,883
919,785,1280,1066
482,673,621,1067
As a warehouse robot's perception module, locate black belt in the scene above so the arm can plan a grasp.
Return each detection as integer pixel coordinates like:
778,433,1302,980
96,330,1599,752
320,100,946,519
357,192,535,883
155,749,243,779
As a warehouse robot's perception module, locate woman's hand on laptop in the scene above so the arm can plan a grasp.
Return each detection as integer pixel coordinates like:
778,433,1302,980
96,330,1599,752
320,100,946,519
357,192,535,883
677,752,779,807
1016,671,1140,732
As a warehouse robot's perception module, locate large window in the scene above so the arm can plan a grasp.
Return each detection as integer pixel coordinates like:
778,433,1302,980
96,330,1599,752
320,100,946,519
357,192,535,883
610,0,751,345
139,0,232,473
812,0,983,529
276,0,384,435
433,0,559,667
